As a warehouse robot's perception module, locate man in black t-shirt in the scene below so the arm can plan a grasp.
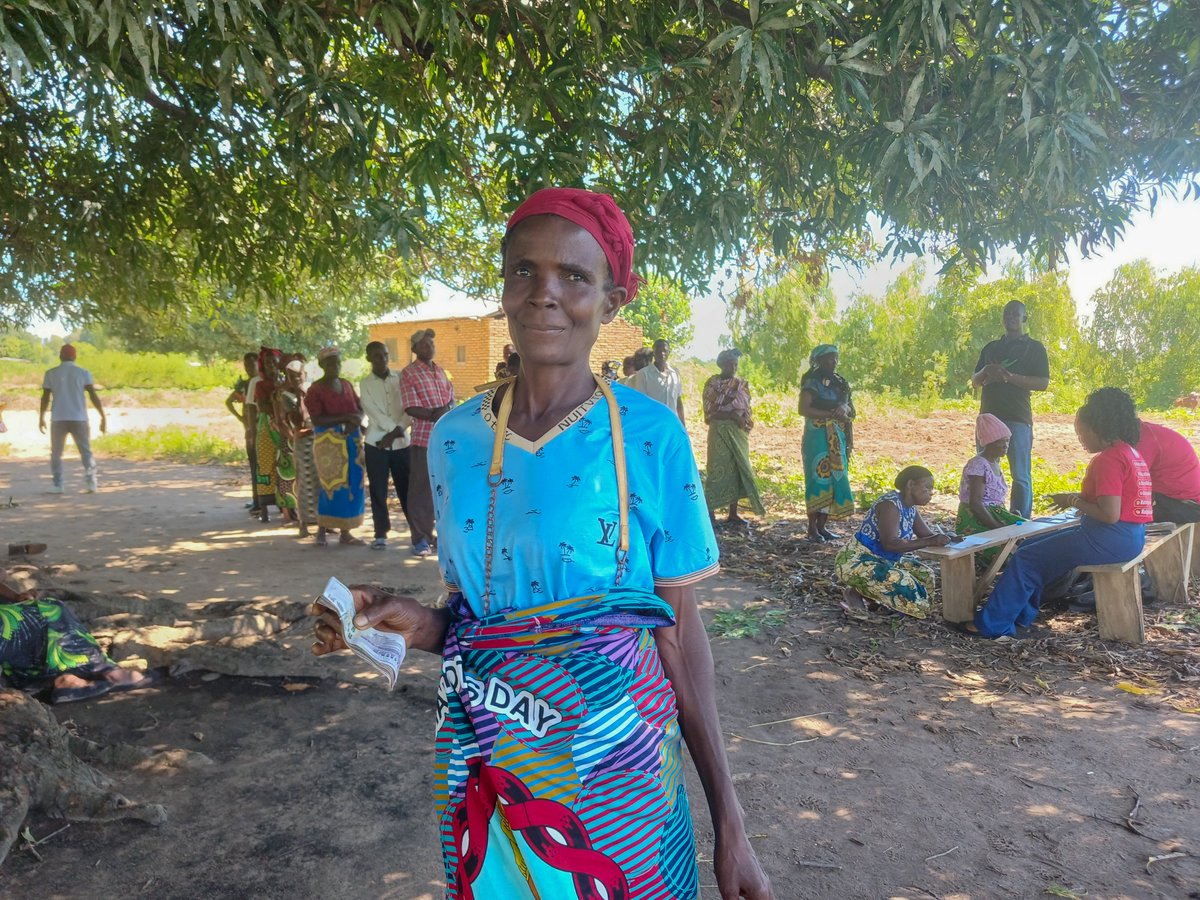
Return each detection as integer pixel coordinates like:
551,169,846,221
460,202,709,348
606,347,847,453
971,300,1050,518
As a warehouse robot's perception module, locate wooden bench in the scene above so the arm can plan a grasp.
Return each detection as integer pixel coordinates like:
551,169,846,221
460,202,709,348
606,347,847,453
917,513,1080,624
1075,521,1194,644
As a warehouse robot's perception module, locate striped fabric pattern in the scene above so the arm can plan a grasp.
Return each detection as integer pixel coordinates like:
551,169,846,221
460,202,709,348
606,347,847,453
434,592,698,900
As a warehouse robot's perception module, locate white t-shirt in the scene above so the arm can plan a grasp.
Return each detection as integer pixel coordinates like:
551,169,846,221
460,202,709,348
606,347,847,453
42,362,94,422
631,364,682,412
244,375,262,411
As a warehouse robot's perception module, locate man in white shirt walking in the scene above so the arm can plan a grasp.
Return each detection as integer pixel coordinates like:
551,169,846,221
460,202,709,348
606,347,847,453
630,338,685,423
39,344,106,493
360,341,415,550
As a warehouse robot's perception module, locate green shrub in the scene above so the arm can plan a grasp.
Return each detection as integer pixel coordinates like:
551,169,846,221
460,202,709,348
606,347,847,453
92,427,243,465
0,342,239,392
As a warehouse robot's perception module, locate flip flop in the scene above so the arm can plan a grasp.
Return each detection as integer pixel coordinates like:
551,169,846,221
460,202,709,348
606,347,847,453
51,680,114,705
947,621,987,638
106,669,160,694
7,542,47,556
339,535,366,546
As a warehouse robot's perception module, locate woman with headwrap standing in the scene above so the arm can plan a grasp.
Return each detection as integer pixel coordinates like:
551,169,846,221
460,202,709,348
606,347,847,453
253,347,283,523
313,188,773,900
275,357,316,538
703,348,764,527
799,344,855,541
306,347,367,546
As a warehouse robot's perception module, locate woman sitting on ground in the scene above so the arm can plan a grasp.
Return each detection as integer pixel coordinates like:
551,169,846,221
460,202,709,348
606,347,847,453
703,348,764,527
1,572,153,704
835,466,956,618
968,388,1151,639
955,414,1024,536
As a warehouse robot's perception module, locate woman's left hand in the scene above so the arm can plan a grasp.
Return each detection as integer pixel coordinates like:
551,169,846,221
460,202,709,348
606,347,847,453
1049,492,1076,510
714,831,774,899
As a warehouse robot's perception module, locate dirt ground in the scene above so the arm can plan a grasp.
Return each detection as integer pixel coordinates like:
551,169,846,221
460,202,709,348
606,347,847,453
1,420,1199,899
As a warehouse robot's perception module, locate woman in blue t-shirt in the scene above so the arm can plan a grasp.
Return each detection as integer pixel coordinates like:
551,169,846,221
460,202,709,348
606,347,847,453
969,388,1152,638
311,188,772,900
835,465,955,618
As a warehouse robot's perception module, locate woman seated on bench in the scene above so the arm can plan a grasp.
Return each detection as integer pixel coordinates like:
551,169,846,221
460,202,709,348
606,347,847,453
955,414,1024,537
968,388,1152,638
835,466,956,618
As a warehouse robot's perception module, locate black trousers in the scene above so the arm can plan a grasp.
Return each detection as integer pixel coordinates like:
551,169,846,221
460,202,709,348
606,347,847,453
364,443,414,540
1152,492,1200,524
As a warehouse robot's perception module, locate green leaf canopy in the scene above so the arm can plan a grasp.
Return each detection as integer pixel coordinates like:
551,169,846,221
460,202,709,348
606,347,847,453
2,0,1197,324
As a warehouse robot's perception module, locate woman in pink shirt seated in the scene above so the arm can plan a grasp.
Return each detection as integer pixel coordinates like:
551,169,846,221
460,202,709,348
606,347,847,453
955,414,1024,537
967,388,1151,638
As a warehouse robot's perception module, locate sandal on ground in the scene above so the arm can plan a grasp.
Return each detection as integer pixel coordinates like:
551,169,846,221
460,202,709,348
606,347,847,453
314,533,328,547
107,669,160,694
806,532,827,544
7,542,47,556
51,680,113,705
947,621,988,638
339,534,366,546
839,589,873,620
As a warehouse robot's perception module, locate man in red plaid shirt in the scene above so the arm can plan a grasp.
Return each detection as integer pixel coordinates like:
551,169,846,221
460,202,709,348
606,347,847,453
401,328,455,556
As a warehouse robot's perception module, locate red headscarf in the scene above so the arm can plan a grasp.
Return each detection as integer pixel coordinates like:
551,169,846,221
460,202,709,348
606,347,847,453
506,188,641,304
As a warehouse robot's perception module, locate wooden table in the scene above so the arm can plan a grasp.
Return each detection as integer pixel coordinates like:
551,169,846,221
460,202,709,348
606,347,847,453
917,512,1081,623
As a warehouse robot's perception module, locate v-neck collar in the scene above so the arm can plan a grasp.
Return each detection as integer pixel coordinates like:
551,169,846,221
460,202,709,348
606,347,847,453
481,385,603,453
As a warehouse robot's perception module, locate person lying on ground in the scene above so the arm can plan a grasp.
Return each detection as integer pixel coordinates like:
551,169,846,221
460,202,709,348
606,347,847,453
1135,418,1200,524
312,186,773,900
955,413,1024,537
1,572,154,704
965,387,1152,639
835,465,958,619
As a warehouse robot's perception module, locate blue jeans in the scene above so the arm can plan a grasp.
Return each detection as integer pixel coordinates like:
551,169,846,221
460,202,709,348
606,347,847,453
974,519,1145,637
1004,420,1033,518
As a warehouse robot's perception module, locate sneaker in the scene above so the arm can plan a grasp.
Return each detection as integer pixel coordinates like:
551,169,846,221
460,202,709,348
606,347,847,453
410,539,431,557
47,485,64,494
371,537,388,550
83,481,97,493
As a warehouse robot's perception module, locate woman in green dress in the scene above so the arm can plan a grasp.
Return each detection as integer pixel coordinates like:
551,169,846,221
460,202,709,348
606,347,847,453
799,343,855,541
703,348,764,526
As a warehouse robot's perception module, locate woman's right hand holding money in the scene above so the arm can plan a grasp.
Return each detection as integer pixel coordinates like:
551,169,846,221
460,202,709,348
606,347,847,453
311,585,450,657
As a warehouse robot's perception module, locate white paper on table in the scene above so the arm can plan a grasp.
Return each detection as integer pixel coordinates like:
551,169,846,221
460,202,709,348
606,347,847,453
316,577,407,691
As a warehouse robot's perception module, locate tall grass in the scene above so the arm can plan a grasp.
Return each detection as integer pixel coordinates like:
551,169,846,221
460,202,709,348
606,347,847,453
0,344,239,392
92,426,243,465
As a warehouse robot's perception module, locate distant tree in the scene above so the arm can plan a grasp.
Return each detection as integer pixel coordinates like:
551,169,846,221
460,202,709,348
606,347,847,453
727,268,835,388
834,264,1086,404
2,2,1197,324
95,265,424,361
1087,261,1200,408
619,275,694,348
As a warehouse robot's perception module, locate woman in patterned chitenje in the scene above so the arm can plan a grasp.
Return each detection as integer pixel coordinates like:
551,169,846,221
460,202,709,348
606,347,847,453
313,188,773,900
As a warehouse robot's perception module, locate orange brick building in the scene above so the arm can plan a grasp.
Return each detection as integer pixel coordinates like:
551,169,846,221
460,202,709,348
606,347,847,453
368,308,646,393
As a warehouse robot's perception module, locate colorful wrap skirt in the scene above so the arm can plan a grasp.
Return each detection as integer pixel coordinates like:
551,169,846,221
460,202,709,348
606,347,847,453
254,411,279,504
834,536,937,619
435,591,699,900
802,418,854,518
705,420,764,516
954,502,1023,564
0,598,114,687
312,424,365,530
